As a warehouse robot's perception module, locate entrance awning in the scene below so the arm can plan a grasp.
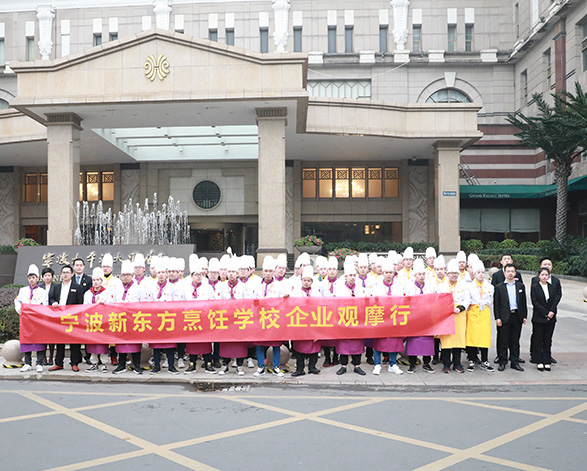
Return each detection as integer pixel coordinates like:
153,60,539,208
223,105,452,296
460,175,587,199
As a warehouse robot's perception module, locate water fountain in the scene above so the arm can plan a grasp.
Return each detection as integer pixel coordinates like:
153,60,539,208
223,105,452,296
73,193,190,246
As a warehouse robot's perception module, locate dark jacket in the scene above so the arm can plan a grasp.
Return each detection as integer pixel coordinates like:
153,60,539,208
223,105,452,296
493,280,528,324
492,269,523,286
73,273,92,294
530,282,558,323
531,274,562,310
49,281,83,305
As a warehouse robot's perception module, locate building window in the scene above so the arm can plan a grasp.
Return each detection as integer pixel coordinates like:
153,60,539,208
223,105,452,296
308,79,371,99
260,28,268,53
226,28,234,46
0,99,8,109
24,173,48,203
379,26,388,53
302,168,316,198
304,167,399,199
521,70,528,106
447,25,456,53
193,180,221,209
26,37,35,61
109,32,118,42
514,3,520,39
384,168,399,198
582,23,587,72
209,29,218,42
351,168,365,198
0,38,5,65
79,171,114,201
413,25,421,53
465,25,473,51
319,168,333,198
426,88,472,103
545,49,552,90
328,26,336,53
293,27,302,52
368,168,382,198
345,26,353,53
94,33,102,47
335,168,350,198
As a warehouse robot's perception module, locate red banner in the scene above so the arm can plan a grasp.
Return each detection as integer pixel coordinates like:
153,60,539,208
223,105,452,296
20,294,455,344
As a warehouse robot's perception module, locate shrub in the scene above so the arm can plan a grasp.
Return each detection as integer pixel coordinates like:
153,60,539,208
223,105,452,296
536,240,550,248
0,245,16,255
461,239,483,253
480,254,540,272
0,286,20,309
553,261,569,276
519,241,537,248
328,248,359,261
486,241,501,250
0,305,19,342
500,239,519,249
323,241,437,254
294,235,324,247
12,237,39,251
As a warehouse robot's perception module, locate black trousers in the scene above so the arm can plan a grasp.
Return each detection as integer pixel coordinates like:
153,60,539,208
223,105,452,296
339,354,361,366
441,348,462,368
322,346,338,362
497,320,522,365
409,355,431,367
222,357,243,366
190,353,212,364
531,321,556,364
466,347,488,362
294,351,318,372
24,351,43,365
118,352,141,368
55,344,82,367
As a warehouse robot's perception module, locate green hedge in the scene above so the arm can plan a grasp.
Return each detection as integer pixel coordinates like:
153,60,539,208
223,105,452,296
323,241,437,253
0,245,16,255
481,254,541,272
0,306,19,342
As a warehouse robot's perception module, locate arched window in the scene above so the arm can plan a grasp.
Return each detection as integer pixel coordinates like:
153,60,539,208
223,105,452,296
0,99,9,110
426,88,472,104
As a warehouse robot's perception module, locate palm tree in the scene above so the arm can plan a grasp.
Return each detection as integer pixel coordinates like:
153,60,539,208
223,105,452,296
506,83,587,242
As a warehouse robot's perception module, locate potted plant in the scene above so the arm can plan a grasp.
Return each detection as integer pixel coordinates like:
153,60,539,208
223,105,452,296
12,238,39,253
328,248,360,268
294,235,324,254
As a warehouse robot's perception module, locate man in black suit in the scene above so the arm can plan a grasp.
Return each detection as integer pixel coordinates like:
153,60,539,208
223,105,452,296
530,256,562,364
494,263,528,371
492,253,524,364
48,265,84,371
72,258,92,294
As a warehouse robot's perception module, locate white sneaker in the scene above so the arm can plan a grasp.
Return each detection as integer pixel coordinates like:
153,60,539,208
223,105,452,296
231,359,237,368
247,358,255,368
36,364,43,373
373,364,381,375
272,367,284,377
20,364,32,372
218,365,229,375
162,359,169,368
177,358,185,369
237,366,245,376
253,367,266,377
148,357,154,366
101,365,108,373
389,364,403,375
86,364,99,372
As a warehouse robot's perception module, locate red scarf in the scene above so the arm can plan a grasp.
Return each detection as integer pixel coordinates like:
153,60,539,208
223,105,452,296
91,285,106,303
383,279,393,296
192,282,201,299
358,274,368,288
328,276,337,294
209,279,219,292
302,286,312,297
157,280,167,299
134,274,145,285
345,281,356,297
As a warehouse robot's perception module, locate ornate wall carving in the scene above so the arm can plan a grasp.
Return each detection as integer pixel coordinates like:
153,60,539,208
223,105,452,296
121,169,140,204
0,173,16,245
285,166,294,252
408,165,428,242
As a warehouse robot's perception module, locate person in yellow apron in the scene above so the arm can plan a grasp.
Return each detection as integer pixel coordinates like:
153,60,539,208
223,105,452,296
438,259,469,373
465,260,495,372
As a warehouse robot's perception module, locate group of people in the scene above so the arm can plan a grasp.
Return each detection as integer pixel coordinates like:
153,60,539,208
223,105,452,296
14,246,561,377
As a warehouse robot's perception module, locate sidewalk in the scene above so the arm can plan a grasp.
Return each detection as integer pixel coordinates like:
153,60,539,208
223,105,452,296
2,278,586,387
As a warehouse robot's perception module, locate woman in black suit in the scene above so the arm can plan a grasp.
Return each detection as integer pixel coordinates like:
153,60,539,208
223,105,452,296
530,268,557,371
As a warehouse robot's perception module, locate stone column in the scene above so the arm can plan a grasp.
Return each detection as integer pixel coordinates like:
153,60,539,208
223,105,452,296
434,141,461,254
36,5,55,60
46,113,82,246
256,107,287,267
153,0,172,30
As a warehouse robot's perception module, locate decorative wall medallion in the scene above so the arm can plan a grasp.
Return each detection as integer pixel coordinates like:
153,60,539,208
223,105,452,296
144,54,170,81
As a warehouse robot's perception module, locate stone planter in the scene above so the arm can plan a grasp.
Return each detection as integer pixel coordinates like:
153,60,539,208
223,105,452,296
296,246,322,254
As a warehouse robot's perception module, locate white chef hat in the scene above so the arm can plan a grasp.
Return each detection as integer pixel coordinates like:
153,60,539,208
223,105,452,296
101,253,114,267
302,265,314,280
120,260,133,275
358,253,369,267
434,255,446,269
468,253,480,266
425,247,437,259
327,256,338,269
133,253,145,268
447,259,459,273
473,260,486,274
92,267,105,280
208,257,220,272
262,256,276,271
456,251,467,263
403,247,414,259
412,258,426,274
276,253,288,268
381,258,394,273
343,260,356,276
27,264,39,277
199,257,208,268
